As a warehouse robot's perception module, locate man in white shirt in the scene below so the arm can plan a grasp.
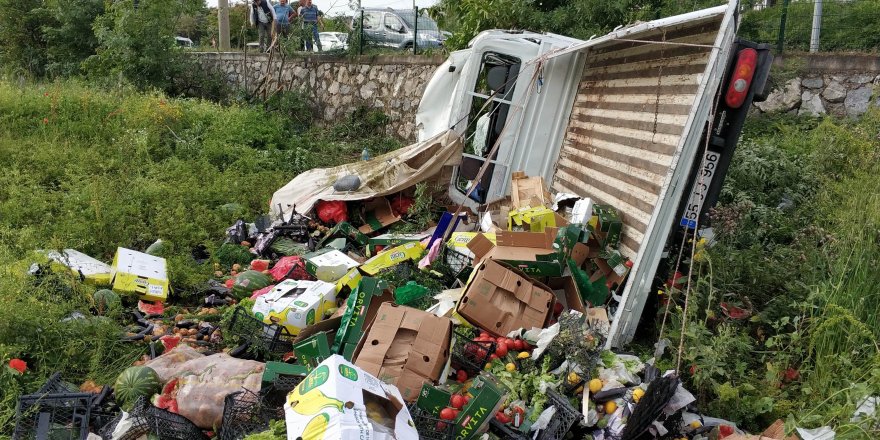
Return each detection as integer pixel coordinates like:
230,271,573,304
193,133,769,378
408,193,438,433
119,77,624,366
249,0,278,52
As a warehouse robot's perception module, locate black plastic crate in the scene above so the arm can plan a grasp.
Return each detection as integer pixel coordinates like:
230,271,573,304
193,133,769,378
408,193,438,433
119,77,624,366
35,372,81,395
13,393,93,440
407,404,454,440
226,307,295,360
260,373,305,420
438,246,474,286
99,396,208,440
535,390,582,440
451,328,496,376
489,418,530,440
219,390,270,440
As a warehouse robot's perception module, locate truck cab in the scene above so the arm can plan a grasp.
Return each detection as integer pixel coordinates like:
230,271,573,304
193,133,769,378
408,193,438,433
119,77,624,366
416,0,772,347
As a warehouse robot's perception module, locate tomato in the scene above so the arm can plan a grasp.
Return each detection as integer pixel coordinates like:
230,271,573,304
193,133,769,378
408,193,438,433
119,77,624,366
510,406,526,427
513,338,525,351
495,411,511,424
719,425,734,438
452,408,461,418
450,394,466,409
505,339,516,351
435,422,448,432
463,395,471,405
456,370,468,383
440,407,456,421
553,302,564,315
489,353,499,361
494,344,508,357
479,332,490,339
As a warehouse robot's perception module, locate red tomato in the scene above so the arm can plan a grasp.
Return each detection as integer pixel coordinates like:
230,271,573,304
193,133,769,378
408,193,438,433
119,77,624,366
463,395,471,404
452,408,461,418
450,394,466,409
553,302,564,315
504,339,516,351
479,332,490,339
440,407,456,421
495,411,511,424
494,344,508,357
513,339,525,351
435,422,447,431
719,425,734,438
456,370,468,383
510,406,526,427
489,353,499,361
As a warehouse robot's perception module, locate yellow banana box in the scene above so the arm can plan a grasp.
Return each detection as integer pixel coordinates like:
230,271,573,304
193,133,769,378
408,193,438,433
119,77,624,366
252,279,337,336
358,241,425,275
111,247,169,302
284,354,419,440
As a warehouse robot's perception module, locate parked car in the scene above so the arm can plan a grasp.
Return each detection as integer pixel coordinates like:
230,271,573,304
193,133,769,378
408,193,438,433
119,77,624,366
313,32,348,52
359,8,445,50
175,36,194,48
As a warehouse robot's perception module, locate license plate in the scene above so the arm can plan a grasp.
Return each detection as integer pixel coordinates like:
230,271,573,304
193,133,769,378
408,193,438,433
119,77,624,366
680,150,720,229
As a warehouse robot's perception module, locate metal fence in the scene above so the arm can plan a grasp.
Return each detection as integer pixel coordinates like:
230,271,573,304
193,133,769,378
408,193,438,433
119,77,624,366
256,6,445,56
740,0,880,53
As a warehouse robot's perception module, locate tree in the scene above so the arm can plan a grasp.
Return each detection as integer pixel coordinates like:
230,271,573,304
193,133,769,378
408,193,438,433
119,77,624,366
0,0,52,77
85,0,203,91
43,0,105,76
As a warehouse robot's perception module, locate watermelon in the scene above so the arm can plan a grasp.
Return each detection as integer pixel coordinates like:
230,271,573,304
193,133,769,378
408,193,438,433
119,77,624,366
94,289,121,314
145,239,167,256
231,270,272,299
115,366,161,408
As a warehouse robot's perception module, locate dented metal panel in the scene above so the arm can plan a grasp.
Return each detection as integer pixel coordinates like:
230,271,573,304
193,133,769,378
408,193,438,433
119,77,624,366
548,1,738,346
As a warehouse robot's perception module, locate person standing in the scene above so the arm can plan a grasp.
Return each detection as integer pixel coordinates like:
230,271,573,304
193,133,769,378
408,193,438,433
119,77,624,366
273,0,294,38
249,0,277,52
297,0,323,52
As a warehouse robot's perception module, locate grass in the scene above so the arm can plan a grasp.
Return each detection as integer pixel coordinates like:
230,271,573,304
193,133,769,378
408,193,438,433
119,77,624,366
0,78,402,434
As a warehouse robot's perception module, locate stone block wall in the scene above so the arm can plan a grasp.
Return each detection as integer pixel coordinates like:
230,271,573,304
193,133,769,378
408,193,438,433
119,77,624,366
755,73,879,117
196,52,445,141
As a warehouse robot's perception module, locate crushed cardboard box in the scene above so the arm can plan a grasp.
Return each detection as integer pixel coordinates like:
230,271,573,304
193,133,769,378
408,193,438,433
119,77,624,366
284,355,419,440
332,278,395,360
467,228,564,277
456,259,555,336
45,249,113,286
354,303,453,402
510,171,551,209
359,198,402,234
359,241,425,275
304,248,361,282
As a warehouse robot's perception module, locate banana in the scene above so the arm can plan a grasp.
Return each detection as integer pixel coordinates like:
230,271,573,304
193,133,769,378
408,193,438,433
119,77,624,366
301,413,330,440
287,387,345,416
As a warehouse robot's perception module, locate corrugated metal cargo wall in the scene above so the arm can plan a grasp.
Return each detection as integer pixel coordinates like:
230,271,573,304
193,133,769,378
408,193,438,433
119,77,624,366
552,17,723,260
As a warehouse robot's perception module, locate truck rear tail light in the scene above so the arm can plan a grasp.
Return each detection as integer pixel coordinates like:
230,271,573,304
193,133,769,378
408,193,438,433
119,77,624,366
724,48,757,109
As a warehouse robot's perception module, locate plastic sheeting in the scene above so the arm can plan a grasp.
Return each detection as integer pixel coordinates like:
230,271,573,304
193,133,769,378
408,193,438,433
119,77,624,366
270,130,463,221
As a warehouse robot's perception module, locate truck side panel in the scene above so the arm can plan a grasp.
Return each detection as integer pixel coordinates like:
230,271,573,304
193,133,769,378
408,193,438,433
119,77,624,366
552,18,722,260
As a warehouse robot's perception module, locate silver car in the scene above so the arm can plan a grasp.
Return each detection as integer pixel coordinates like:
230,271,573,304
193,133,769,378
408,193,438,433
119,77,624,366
359,8,445,50
313,32,349,52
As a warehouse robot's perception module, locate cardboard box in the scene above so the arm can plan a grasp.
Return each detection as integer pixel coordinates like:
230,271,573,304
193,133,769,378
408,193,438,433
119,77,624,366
304,248,361,281
456,259,555,336
332,278,395,360
353,303,453,402
510,171,551,209
467,229,564,277
415,383,452,417
453,374,507,439
368,232,431,247
359,241,425,276
593,204,622,249
335,267,362,295
284,355,419,440
358,198,402,234
544,276,587,313
316,222,369,249
111,247,169,302
45,249,113,286
252,279,337,336
508,206,568,232
294,332,334,370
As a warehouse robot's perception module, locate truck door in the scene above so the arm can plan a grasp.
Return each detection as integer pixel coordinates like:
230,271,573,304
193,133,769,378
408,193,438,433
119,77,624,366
383,13,407,48
361,11,382,46
455,52,521,204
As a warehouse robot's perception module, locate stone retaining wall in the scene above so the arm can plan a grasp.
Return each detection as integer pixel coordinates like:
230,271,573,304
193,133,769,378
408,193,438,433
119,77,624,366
756,54,880,117
196,52,445,141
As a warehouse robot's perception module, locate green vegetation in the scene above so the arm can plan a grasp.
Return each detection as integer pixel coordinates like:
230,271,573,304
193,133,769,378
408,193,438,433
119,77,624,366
0,80,400,432
654,112,880,435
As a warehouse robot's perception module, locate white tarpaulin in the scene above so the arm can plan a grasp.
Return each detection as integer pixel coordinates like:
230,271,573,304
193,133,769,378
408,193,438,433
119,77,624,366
270,129,463,221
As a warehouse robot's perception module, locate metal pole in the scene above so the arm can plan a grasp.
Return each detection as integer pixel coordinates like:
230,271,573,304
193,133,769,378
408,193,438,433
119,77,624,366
810,0,822,53
413,6,418,55
359,9,364,55
776,0,790,53
218,0,230,51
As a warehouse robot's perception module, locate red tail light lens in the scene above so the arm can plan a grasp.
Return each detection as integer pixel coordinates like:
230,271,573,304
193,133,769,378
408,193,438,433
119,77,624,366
724,48,757,109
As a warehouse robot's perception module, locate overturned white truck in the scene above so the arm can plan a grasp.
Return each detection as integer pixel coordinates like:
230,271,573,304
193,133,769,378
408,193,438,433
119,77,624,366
414,0,772,347
271,0,772,348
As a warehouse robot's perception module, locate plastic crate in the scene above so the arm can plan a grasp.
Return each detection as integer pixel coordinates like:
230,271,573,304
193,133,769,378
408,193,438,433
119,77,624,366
489,418,531,440
451,328,496,376
535,390,582,440
226,307,295,360
407,404,454,440
439,246,474,285
260,373,305,420
13,393,93,440
99,396,208,440
219,390,270,440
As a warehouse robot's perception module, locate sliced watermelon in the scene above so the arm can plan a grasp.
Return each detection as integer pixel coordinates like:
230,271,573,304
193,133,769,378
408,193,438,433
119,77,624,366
138,300,164,316
162,378,179,395
159,335,180,352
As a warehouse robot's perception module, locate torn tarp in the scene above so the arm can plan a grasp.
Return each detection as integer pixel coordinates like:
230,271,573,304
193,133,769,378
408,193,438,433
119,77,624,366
270,130,463,221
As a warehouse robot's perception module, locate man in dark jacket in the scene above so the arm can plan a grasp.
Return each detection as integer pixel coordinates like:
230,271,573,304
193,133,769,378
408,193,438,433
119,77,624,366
249,0,277,52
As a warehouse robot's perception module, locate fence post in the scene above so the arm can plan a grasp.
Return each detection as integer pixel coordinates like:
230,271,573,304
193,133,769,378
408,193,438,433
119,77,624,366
413,7,418,55
359,10,364,56
810,0,823,53
776,0,790,53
